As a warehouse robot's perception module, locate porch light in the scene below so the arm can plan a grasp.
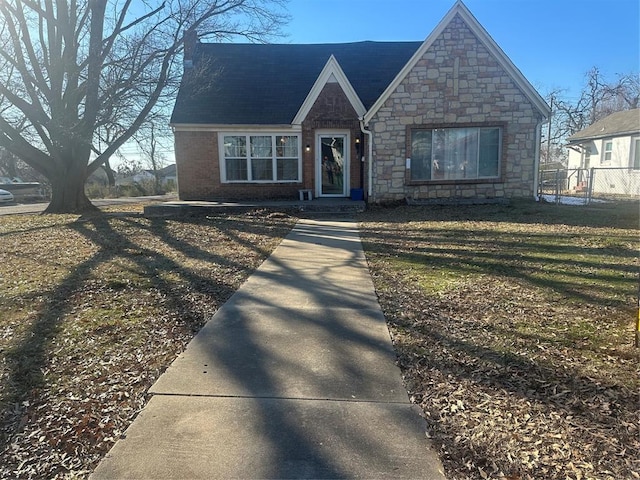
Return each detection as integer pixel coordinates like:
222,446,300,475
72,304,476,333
305,144,311,152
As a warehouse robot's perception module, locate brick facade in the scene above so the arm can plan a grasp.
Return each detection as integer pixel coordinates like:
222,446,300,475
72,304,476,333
174,129,304,201
174,130,220,200
174,83,363,200
368,15,545,203
301,83,364,195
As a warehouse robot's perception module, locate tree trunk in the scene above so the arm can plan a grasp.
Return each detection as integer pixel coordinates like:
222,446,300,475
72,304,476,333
44,167,97,214
103,159,116,187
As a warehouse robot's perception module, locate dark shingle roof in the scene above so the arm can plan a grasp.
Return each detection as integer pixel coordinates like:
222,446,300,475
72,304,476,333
567,109,640,144
170,42,422,125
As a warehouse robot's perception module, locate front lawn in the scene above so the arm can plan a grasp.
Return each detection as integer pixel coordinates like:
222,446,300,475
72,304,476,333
0,206,295,478
359,200,639,480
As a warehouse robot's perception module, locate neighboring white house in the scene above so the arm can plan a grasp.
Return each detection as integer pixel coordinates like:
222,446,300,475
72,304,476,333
115,165,177,187
567,109,640,196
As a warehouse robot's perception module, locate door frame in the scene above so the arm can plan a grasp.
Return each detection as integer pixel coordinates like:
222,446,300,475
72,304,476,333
315,130,350,197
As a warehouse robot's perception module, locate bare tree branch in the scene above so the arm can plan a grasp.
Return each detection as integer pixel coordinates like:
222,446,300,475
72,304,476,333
0,0,289,212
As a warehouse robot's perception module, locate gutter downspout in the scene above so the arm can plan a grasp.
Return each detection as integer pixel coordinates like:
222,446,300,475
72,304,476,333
533,121,543,201
360,118,373,200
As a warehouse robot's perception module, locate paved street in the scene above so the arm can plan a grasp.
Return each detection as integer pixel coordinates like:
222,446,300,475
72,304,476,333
0,194,176,216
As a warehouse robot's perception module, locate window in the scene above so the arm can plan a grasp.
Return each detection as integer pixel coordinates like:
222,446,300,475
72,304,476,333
584,145,591,168
602,140,613,163
410,126,501,181
631,137,640,170
221,134,300,182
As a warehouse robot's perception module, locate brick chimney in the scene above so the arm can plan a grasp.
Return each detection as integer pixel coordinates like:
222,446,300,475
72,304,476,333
183,28,199,69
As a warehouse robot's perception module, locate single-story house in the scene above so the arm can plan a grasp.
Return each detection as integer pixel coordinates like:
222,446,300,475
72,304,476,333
567,109,640,169
170,1,550,203
115,170,156,187
158,164,177,185
115,164,178,187
566,109,640,196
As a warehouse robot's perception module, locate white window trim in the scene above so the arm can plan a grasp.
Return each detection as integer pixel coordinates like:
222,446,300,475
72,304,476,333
601,139,613,164
315,129,351,197
218,132,302,183
630,136,640,170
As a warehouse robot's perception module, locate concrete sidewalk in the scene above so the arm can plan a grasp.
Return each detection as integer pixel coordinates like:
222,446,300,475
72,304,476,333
91,219,446,479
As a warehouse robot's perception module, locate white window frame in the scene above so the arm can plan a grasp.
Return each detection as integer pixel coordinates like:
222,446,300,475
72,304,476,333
602,140,613,164
630,136,640,170
315,130,350,197
583,144,591,168
218,132,302,183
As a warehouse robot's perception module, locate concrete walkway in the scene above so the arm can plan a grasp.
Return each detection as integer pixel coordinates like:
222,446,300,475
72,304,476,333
91,219,446,479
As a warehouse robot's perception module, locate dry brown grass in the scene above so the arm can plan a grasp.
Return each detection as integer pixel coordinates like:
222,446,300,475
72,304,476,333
0,205,295,479
2,197,638,479
359,200,639,480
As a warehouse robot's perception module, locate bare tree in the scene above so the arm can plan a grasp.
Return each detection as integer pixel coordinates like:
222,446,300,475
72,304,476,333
554,67,639,138
540,89,570,165
135,119,169,195
0,0,288,213
543,68,639,165
603,72,640,111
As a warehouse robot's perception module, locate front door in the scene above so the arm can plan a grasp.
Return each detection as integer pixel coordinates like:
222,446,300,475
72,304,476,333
317,134,348,197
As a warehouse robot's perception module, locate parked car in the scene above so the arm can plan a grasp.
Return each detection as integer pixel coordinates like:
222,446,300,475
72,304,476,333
0,188,15,204
0,176,43,201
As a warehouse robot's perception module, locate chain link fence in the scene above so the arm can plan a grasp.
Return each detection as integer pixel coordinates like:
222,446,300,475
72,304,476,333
539,167,640,204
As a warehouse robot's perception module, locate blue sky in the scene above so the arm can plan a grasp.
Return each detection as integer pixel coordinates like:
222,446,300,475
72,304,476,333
284,0,640,100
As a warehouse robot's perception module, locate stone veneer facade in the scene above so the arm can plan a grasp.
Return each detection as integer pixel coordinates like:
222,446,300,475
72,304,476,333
367,14,545,203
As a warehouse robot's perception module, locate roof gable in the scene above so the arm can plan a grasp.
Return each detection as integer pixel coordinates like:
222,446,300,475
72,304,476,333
364,0,550,124
292,55,366,125
567,109,640,144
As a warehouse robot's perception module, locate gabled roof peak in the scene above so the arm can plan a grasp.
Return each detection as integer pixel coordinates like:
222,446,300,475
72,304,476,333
292,55,366,125
364,0,550,123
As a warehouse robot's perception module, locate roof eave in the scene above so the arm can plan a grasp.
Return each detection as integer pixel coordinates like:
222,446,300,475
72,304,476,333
171,123,302,131
567,129,640,144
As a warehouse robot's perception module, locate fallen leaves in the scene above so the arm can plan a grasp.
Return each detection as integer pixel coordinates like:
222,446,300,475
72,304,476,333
0,208,295,479
360,201,640,480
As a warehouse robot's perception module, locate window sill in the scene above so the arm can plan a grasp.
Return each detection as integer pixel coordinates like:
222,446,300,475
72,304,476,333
406,177,502,186
222,181,302,184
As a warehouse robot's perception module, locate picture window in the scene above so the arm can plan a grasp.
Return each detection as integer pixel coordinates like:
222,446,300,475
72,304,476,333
410,126,501,181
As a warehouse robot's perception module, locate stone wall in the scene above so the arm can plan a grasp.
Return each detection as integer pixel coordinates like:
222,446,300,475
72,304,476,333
369,14,544,203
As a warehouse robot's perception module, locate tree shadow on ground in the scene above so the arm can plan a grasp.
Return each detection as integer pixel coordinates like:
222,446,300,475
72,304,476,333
359,206,639,478
142,219,431,478
361,224,637,310
360,199,639,229
0,211,292,456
